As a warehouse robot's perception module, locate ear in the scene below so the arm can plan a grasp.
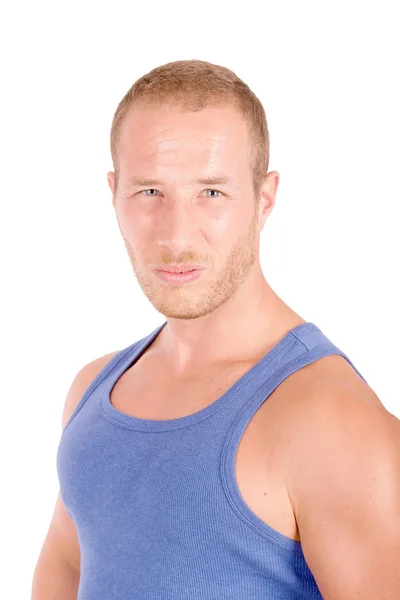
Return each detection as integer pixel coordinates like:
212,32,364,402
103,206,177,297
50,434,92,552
258,170,279,231
107,171,116,206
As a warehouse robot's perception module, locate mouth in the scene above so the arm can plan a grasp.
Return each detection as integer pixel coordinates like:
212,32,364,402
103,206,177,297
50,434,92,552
153,267,204,285
154,265,205,273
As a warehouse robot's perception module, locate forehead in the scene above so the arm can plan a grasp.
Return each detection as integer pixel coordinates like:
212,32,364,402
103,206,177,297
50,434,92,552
116,104,252,180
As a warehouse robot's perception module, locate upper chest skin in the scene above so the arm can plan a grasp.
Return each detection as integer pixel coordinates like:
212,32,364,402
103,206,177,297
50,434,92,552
108,351,379,544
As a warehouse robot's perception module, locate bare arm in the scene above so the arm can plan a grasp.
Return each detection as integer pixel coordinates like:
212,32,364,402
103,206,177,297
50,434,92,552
31,351,118,599
287,389,400,599
31,491,81,599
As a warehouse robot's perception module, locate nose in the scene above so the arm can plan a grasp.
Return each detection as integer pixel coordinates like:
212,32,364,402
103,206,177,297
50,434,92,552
157,200,198,253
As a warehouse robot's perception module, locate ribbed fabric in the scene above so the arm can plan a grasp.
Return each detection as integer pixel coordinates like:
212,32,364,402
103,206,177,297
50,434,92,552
57,321,367,599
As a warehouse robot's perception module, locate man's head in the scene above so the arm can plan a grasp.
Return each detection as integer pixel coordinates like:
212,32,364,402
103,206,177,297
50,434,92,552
107,60,279,320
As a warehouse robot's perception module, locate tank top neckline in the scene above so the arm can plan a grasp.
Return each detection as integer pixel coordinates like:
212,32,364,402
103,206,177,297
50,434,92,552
97,321,318,432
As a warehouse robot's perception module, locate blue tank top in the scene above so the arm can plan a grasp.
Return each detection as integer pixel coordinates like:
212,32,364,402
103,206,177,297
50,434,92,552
57,320,367,599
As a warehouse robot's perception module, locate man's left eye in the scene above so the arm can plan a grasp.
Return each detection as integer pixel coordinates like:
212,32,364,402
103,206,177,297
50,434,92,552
205,189,222,197
140,189,159,196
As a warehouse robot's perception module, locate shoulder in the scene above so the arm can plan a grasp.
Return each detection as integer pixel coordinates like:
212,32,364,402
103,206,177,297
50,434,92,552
283,352,400,531
72,350,121,391
283,353,393,463
62,350,120,429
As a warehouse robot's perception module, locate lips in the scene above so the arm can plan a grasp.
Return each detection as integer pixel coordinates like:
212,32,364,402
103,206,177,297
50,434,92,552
155,265,205,273
161,268,196,273
153,268,204,285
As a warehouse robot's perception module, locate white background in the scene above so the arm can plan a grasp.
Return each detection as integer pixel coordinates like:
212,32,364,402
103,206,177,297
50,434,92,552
1,1,399,597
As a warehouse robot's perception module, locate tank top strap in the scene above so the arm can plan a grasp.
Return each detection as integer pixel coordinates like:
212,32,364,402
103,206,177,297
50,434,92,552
62,324,166,435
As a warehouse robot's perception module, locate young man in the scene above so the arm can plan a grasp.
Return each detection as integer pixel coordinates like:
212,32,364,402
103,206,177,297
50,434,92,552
32,59,400,599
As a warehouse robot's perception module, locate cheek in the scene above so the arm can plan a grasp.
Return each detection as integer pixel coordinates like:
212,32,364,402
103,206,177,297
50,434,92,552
115,213,143,258
117,201,150,241
207,204,251,241
192,199,248,240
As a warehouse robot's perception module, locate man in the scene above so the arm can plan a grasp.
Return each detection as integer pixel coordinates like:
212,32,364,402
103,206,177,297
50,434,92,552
32,59,400,599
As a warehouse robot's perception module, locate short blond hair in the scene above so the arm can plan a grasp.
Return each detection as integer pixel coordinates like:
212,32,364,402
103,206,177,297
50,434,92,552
110,59,270,200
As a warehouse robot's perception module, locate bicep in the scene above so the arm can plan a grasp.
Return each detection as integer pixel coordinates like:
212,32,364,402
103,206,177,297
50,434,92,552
287,396,400,599
41,490,81,574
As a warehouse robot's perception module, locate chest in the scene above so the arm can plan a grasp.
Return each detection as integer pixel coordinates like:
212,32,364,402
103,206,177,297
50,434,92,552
109,359,301,543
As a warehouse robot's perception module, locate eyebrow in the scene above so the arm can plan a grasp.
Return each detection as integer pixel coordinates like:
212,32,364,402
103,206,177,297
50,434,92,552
124,174,234,191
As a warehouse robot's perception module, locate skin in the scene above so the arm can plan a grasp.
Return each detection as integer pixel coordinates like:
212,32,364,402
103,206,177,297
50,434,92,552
107,103,304,375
